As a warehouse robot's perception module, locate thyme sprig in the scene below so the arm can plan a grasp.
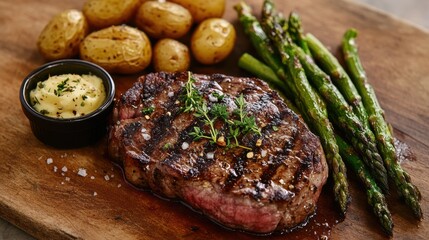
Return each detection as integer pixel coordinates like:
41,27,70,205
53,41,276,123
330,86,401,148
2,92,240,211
182,72,261,149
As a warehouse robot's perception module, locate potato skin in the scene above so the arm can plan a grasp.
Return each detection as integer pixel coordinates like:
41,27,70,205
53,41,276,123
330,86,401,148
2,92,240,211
153,39,190,72
37,9,89,61
79,25,152,74
134,1,192,39
169,0,225,23
191,18,236,65
83,0,140,29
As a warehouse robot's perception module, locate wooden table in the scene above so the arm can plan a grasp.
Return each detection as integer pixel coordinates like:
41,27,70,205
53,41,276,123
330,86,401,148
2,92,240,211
0,0,428,239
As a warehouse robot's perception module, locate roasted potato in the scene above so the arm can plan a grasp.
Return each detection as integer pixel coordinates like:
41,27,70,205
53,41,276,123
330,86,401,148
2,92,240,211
37,9,89,61
83,0,140,29
153,39,190,72
169,0,225,23
134,1,192,39
191,18,236,65
79,25,152,74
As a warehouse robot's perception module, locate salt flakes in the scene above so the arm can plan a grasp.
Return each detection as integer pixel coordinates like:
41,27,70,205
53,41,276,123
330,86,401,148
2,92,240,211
206,152,214,159
181,142,189,150
77,168,88,177
261,149,267,158
46,158,53,165
142,133,151,140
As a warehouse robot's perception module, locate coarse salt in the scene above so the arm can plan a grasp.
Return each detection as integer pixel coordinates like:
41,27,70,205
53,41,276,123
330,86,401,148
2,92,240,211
65,177,70,182
168,91,174,97
117,184,122,188
141,128,147,133
62,166,68,172
181,142,189,150
143,133,151,140
77,168,87,177
261,149,267,158
206,152,214,159
208,94,218,102
104,175,110,181
93,192,98,196
53,166,58,172
46,158,53,165
90,176,95,180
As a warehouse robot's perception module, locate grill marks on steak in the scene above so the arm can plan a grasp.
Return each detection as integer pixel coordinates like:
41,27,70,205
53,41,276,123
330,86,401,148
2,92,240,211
108,72,328,233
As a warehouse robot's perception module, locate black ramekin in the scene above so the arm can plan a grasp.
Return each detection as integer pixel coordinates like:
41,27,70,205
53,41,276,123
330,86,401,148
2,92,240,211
19,59,115,148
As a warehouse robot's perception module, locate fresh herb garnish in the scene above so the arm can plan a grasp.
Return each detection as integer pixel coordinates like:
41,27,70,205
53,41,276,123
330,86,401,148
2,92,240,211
37,82,45,89
212,91,224,101
141,106,155,115
39,109,49,115
162,143,172,150
181,72,261,149
55,78,74,96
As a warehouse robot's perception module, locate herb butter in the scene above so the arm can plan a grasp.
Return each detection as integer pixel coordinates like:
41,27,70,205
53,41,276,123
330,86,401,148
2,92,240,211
30,73,106,118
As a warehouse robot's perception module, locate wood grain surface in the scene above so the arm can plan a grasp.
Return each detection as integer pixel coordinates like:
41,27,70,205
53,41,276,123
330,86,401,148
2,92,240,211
0,0,428,239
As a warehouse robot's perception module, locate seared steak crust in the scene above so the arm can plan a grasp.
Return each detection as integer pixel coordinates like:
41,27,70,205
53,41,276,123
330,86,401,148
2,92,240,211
108,72,328,233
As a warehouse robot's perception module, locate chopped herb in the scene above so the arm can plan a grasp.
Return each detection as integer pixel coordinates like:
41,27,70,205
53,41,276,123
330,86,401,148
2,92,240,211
37,82,45,89
162,143,172,150
82,95,88,101
32,96,40,105
81,101,85,107
141,106,155,115
39,109,49,115
55,78,75,96
272,125,279,131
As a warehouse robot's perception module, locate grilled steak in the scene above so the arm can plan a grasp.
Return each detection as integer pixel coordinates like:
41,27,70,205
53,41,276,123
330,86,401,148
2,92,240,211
108,72,328,233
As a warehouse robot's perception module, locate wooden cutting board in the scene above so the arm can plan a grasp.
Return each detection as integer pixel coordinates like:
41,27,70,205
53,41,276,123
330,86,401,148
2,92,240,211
0,0,428,239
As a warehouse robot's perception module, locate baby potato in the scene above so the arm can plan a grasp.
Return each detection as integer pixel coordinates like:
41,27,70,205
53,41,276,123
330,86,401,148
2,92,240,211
169,0,225,23
37,9,89,61
135,1,192,39
191,18,236,65
79,25,152,74
83,0,140,29
153,39,190,72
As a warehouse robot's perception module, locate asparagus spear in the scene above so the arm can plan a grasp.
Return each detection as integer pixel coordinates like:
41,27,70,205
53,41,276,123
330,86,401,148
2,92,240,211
238,53,285,90
305,32,388,182
336,135,393,235
237,45,393,236
342,28,422,219
288,12,312,56
260,0,350,214
305,33,373,135
293,45,389,192
238,53,298,112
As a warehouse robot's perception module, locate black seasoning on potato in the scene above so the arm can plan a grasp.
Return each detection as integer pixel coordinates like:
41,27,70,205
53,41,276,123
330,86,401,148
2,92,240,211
37,9,89,61
191,18,236,65
79,25,152,74
135,1,193,39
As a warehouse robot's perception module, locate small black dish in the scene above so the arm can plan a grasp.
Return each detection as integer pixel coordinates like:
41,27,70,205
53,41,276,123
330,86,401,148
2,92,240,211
19,59,115,148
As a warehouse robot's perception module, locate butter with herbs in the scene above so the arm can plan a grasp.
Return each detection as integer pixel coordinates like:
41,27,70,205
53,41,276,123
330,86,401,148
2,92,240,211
30,73,106,118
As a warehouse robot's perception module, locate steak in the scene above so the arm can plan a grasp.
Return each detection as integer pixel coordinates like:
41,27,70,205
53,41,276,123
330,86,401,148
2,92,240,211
107,72,328,233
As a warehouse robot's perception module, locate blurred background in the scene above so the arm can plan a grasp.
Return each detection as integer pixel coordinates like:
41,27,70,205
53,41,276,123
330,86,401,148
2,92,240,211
356,0,429,29
1,0,428,239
